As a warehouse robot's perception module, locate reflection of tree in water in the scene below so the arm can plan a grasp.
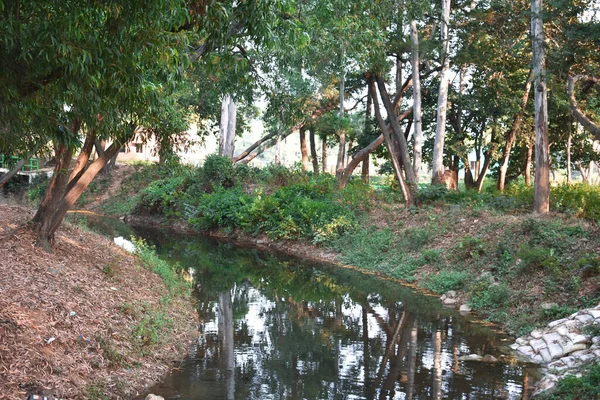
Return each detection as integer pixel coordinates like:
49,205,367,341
143,235,535,400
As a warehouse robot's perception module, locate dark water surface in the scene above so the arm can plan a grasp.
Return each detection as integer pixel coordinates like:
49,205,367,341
74,216,539,399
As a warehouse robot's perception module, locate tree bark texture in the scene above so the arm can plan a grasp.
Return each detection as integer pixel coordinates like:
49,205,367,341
300,126,309,171
369,78,415,205
336,73,346,179
410,19,423,181
219,95,236,159
431,0,452,185
497,69,534,191
309,128,319,174
525,143,533,186
322,139,328,173
567,121,572,184
532,0,550,213
0,159,26,189
568,75,600,139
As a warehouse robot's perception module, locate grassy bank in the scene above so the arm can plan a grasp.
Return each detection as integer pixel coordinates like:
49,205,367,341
95,157,600,338
0,204,195,399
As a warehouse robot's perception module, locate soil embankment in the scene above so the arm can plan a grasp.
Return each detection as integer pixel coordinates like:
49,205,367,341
0,204,197,399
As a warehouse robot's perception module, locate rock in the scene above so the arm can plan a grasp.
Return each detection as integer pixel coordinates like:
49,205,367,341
445,290,457,298
442,298,458,306
575,314,594,324
530,338,547,352
459,304,472,313
516,337,528,346
145,395,165,400
546,341,564,360
541,302,559,310
481,354,499,363
566,333,589,345
530,330,543,339
458,354,483,361
556,325,569,336
587,309,600,319
539,347,553,363
517,345,536,358
592,336,600,345
440,294,447,301
48,267,61,275
548,318,569,329
564,320,583,329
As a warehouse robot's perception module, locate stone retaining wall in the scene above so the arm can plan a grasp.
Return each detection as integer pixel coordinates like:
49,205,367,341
511,305,600,395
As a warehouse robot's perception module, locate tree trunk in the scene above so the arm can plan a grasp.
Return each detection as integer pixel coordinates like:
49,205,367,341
299,126,309,171
336,73,346,180
0,159,26,189
33,124,134,248
370,78,415,205
275,133,282,165
225,98,236,158
374,75,417,185
566,121,572,185
338,135,384,189
568,75,600,139
532,0,550,213
219,95,230,157
322,138,328,173
362,157,369,184
431,0,452,185
525,143,533,186
309,128,319,174
410,19,423,181
497,69,534,191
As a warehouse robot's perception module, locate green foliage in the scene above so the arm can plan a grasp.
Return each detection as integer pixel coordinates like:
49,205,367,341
25,173,50,204
541,304,579,321
401,227,434,251
203,154,236,188
420,270,468,294
133,238,189,296
416,184,449,202
131,309,172,349
454,236,486,259
470,283,511,310
135,176,187,216
538,362,600,400
189,188,252,231
517,245,561,276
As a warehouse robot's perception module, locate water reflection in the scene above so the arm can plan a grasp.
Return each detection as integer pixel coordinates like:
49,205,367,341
70,216,538,399
140,234,537,400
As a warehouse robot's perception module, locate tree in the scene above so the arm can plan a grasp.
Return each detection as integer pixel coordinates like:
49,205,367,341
532,0,550,213
431,0,452,185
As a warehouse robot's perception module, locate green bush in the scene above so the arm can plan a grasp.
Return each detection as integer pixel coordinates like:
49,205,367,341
203,154,236,188
454,235,486,259
471,283,511,310
189,188,252,231
420,270,468,294
538,362,600,400
517,245,561,276
135,176,187,216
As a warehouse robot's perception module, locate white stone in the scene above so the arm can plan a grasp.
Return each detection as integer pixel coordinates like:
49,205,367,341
556,325,569,336
541,302,559,310
443,298,458,306
458,354,483,361
592,336,600,344
445,290,457,298
539,347,553,363
510,343,519,350
575,314,594,324
567,333,590,345
530,330,543,339
516,337,528,346
548,318,569,329
546,341,564,360
440,294,447,301
517,345,535,357
587,309,600,319
146,395,165,400
530,338,547,352
459,304,472,313
564,320,583,329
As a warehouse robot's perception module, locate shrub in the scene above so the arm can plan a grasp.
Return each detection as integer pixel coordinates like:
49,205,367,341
420,270,468,294
188,188,251,231
203,154,235,188
135,176,187,216
471,283,511,310
538,362,600,400
517,245,561,276
454,235,486,259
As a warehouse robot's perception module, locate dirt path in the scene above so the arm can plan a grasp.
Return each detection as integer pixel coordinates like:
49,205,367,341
85,164,134,211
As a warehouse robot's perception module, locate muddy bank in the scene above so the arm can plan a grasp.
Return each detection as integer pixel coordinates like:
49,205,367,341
0,205,197,399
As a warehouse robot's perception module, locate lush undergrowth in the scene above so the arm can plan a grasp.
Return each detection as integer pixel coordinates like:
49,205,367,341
538,362,600,400
96,157,600,337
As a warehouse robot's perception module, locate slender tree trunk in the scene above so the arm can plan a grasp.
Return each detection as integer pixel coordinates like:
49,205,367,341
525,143,533,186
219,95,230,157
370,78,415,205
532,0,550,213
497,70,534,191
0,159,26,189
566,119,572,185
275,133,282,165
67,131,96,192
309,128,319,174
299,126,309,171
568,75,600,139
225,98,237,159
322,138,328,173
336,74,346,179
338,135,384,189
362,157,369,184
431,0,452,185
410,20,423,181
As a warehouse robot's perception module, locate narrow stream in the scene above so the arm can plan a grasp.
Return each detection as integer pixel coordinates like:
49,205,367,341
75,216,539,399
